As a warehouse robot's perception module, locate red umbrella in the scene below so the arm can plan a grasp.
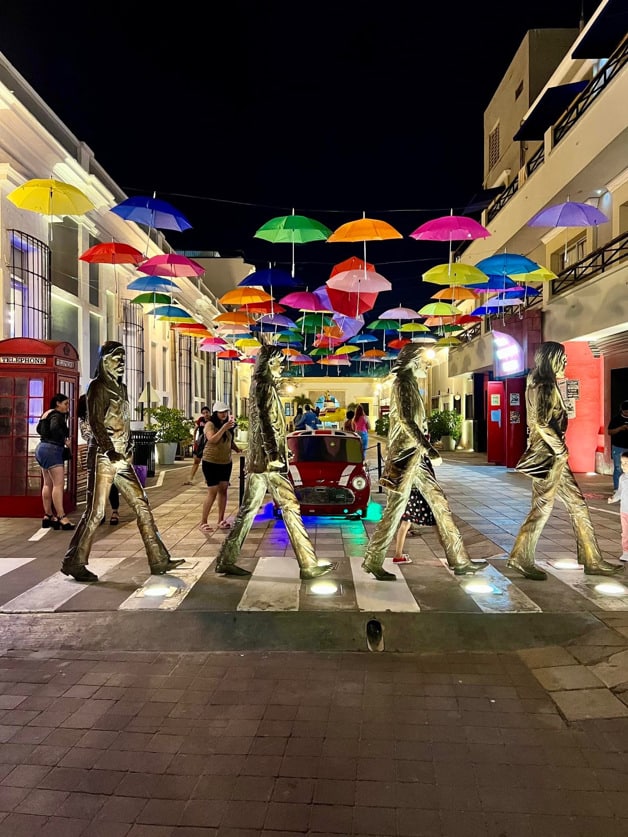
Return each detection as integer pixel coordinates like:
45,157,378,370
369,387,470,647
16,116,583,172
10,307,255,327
80,242,144,265
326,286,379,317
330,256,375,276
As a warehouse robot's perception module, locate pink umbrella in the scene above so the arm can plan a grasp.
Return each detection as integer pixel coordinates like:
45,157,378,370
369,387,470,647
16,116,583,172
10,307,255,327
327,268,391,293
279,291,329,312
410,214,490,241
138,254,205,278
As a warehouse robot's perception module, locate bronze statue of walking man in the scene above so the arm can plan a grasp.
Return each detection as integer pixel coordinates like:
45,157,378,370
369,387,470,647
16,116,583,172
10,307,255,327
215,344,334,579
362,344,487,580
508,340,622,580
62,341,183,582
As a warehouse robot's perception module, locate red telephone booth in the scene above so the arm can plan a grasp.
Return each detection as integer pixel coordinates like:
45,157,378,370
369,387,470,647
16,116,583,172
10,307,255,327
0,338,80,517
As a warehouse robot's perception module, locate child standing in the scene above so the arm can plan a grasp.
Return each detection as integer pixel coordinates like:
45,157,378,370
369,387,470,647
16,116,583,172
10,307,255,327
608,450,628,561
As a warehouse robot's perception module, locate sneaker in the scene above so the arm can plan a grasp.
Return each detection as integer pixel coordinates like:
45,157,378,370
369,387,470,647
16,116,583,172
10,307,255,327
621,553,628,562
393,554,412,564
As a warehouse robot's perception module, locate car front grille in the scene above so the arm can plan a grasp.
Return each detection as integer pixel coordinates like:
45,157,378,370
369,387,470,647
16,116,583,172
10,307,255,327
296,487,356,505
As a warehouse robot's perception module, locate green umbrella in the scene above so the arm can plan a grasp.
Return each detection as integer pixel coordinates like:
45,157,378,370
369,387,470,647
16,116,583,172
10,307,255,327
295,313,333,331
130,292,172,305
254,209,331,276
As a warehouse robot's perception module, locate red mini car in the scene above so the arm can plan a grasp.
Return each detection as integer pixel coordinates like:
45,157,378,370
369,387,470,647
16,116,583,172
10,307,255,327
281,428,371,519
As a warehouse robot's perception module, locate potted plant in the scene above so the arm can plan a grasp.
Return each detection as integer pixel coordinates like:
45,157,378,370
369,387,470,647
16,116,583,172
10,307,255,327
235,415,249,444
150,406,194,465
427,409,462,451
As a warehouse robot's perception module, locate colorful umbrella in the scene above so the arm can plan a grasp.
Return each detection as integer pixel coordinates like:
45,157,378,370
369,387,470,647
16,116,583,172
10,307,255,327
280,291,329,312
127,276,178,292
418,302,462,317
239,267,298,287
326,286,380,317
219,288,273,306
430,287,478,302
110,195,192,232
436,336,462,347
216,350,241,360
139,254,205,278
422,263,488,287
475,253,539,275
330,313,365,341
312,285,335,312
328,217,402,243
333,344,360,355
330,256,375,276
80,242,144,265
410,214,490,242
130,292,172,305
378,306,420,320
214,311,256,325
7,178,94,215
254,210,331,276
398,322,431,333
257,313,298,329
148,305,194,321
527,201,609,227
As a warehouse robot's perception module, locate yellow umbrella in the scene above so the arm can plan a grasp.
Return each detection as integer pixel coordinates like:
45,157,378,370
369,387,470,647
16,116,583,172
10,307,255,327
418,302,462,317
436,336,462,347
422,263,487,286
512,267,557,283
7,178,94,215
334,344,360,355
399,322,431,332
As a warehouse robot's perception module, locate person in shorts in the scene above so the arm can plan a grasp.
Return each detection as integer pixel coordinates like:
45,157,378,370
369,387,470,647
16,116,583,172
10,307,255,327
184,405,211,485
198,401,241,531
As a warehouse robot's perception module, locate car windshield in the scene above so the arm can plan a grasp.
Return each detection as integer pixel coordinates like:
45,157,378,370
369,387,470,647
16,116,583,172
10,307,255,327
289,435,363,464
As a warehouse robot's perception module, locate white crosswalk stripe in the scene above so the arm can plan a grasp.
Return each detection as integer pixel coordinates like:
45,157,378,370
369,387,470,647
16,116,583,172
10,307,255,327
350,556,421,612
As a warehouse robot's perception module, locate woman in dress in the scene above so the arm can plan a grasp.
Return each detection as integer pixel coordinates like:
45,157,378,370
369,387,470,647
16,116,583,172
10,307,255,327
392,457,436,564
34,392,75,530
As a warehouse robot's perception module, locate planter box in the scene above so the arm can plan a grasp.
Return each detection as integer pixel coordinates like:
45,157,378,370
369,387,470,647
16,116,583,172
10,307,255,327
155,442,178,465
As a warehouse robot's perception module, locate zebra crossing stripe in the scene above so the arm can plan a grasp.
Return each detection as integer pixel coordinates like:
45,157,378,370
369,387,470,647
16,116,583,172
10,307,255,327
119,559,212,611
237,555,302,611
350,556,421,613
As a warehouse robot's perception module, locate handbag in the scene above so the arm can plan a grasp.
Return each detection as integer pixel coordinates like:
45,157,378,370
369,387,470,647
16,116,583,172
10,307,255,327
62,447,72,461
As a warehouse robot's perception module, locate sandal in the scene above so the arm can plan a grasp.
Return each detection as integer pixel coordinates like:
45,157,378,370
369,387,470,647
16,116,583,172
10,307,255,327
198,523,214,532
218,520,231,529
110,511,119,526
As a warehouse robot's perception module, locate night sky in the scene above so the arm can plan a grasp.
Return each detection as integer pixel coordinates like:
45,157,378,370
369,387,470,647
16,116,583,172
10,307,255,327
0,0,597,312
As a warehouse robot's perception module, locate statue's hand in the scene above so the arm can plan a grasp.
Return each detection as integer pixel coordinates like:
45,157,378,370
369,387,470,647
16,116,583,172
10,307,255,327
267,459,285,472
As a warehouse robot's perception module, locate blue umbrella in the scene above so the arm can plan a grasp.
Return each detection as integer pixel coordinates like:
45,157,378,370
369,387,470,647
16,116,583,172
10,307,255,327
467,274,522,291
348,333,378,344
476,253,539,275
111,195,192,232
127,276,178,292
239,268,299,288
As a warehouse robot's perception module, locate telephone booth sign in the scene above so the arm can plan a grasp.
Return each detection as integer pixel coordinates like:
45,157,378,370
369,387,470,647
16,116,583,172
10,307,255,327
0,338,80,517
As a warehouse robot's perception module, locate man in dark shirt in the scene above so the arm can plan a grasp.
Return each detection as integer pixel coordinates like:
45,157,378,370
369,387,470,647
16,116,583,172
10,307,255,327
608,400,628,490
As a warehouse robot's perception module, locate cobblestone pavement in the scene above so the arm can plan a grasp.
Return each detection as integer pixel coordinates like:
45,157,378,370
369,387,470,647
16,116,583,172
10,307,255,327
1,451,628,834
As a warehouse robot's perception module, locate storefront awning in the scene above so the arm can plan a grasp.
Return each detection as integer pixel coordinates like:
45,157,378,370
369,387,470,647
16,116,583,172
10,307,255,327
513,81,589,141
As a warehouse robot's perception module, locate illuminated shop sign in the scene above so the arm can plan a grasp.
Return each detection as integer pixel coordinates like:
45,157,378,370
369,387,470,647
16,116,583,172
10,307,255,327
492,331,524,376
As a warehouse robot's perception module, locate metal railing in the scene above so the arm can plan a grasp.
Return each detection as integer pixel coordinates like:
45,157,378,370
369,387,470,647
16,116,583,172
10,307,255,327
486,38,628,223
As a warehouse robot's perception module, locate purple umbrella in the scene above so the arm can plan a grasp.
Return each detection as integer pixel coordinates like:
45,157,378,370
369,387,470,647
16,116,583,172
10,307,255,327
528,201,609,227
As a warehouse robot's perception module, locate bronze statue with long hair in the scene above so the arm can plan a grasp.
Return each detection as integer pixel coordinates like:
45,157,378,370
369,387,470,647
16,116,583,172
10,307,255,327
215,344,334,579
362,344,487,580
508,340,622,580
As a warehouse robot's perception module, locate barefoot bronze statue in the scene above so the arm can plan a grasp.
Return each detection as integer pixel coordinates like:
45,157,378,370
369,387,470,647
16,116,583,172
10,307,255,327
215,344,334,579
362,344,487,580
508,340,622,580
62,341,183,582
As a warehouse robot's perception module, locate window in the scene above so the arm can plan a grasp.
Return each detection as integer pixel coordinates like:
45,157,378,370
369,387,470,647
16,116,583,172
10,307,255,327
178,334,192,416
87,235,100,306
89,313,101,377
488,124,500,170
8,230,51,339
50,220,79,296
51,298,79,347
515,81,523,100
120,300,144,415
553,235,587,272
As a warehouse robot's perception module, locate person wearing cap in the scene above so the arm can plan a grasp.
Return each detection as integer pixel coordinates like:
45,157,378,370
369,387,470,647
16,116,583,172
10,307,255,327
184,405,211,485
198,401,241,531
608,400,628,491
61,341,184,582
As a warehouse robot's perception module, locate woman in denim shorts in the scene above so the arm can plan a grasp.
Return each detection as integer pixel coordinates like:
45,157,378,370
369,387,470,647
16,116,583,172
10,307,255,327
35,393,75,530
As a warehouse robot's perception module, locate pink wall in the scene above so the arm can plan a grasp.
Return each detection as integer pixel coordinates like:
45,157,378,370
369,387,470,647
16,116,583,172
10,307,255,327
564,342,603,473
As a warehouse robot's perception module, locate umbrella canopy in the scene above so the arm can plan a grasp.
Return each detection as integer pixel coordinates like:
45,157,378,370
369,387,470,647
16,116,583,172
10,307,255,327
110,195,192,231
528,201,609,227
240,300,286,315
333,344,360,355
130,292,172,305
418,302,462,317
257,313,297,329
328,217,402,242
139,254,204,278
80,242,144,265
348,333,378,344
436,336,463,347
149,305,194,322
330,256,375,276
296,313,334,331
475,253,539,274
219,288,273,306
326,287,379,317
127,275,178,292
327,269,391,293
430,287,478,302
388,338,412,349
367,319,401,331
280,291,329,312
422,263,488,286
214,311,256,325
330,313,365,341
410,214,490,241
467,274,522,291
511,267,558,283
8,178,94,215
216,350,241,360
399,322,431,333
362,349,388,358
312,286,335,312
378,306,420,319
238,268,298,288
287,353,314,364
254,214,331,244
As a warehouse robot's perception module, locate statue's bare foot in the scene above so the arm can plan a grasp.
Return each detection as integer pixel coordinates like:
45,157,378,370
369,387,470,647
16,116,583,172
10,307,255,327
300,562,336,580
361,561,396,581
584,560,623,576
506,559,547,581
215,563,251,576
151,558,185,575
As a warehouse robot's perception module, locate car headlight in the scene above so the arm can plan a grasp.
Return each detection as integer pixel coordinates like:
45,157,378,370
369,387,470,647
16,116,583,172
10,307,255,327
352,475,367,491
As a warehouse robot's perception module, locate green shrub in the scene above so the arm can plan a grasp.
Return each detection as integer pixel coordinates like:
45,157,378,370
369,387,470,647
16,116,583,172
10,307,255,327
375,415,390,437
427,409,462,442
151,406,195,444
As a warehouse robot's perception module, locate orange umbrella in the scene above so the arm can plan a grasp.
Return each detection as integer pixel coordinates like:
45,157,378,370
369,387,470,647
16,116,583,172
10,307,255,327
214,312,256,325
431,286,478,301
219,288,273,306
328,217,402,243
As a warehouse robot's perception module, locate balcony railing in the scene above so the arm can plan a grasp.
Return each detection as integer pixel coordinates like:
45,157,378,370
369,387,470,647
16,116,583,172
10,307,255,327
486,38,627,224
